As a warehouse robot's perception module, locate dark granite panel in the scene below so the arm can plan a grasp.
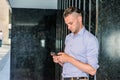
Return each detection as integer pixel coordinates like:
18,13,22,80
11,8,57,80
97,0,120,80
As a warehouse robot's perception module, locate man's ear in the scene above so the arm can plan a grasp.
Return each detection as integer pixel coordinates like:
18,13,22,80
78,16,82,22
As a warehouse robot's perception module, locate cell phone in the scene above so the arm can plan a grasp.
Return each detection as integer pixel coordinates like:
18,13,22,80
50,52,57,56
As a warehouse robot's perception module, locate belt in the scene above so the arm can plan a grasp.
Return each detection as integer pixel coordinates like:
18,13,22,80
63,77,88,80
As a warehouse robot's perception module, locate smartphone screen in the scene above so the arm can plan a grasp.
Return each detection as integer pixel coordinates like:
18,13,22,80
50,52,57,56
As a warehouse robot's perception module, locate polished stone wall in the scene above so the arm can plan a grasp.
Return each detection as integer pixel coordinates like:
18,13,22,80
97,0,120,80
11,8,57,80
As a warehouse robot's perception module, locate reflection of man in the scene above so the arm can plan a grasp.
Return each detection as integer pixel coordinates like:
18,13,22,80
52,6,99,80
0,30,3,47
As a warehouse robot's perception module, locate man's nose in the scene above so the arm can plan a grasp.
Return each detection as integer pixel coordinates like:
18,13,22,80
68,25,71,29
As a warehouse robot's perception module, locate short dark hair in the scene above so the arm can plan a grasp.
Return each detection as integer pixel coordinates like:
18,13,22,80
63,6,82,18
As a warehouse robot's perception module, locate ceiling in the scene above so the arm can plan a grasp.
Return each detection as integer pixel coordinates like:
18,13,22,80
9,0,58,9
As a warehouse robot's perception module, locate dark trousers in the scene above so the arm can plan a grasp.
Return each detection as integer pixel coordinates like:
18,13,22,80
63,77,88,80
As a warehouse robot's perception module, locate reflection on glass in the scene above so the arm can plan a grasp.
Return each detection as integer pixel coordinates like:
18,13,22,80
40,39,45,47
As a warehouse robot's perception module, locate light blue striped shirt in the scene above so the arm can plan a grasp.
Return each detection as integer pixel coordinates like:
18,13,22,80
62,27,99,78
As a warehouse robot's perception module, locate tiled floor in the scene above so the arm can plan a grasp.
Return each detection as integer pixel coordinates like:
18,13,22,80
0,45,10,80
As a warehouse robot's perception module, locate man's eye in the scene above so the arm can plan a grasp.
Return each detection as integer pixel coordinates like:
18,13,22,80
69,22,73,25
68,23,72,25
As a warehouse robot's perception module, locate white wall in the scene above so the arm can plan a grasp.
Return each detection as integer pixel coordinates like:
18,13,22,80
9,0,57,9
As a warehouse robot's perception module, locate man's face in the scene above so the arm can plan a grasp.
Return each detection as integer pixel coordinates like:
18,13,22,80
64,13,81,34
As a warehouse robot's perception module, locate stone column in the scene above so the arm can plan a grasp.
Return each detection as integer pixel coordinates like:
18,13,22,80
0,0,10,45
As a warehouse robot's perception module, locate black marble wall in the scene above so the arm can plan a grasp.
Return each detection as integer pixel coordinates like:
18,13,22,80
11,8,58,80
97,0,120,80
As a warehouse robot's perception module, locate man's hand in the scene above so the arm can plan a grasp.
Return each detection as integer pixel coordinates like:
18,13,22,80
57,52,72,63
51,53,64,66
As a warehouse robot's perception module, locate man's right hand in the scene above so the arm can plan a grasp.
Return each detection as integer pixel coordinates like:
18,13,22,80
52,55,64,66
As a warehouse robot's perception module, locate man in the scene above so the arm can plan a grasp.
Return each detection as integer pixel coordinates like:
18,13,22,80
52,6,99,80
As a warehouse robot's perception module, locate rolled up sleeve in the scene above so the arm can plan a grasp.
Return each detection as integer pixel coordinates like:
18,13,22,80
86,36,99,70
